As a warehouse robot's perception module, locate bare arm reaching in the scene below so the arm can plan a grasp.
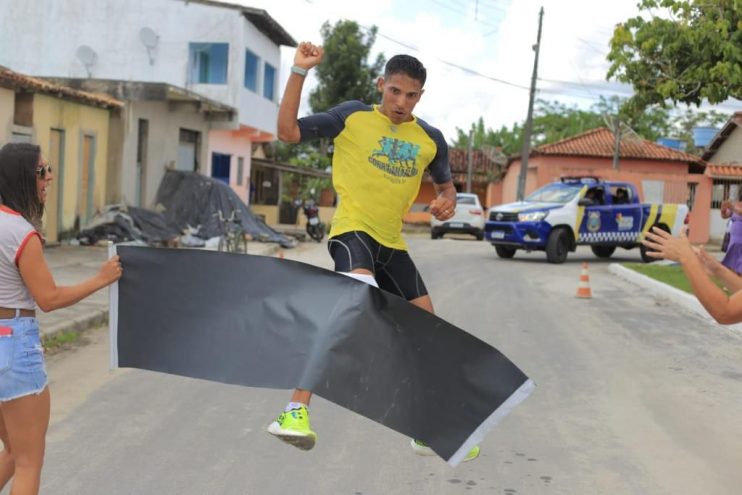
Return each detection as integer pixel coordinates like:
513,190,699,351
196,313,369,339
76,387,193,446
18,235,122,312
643,227,742,324
694,246,742,293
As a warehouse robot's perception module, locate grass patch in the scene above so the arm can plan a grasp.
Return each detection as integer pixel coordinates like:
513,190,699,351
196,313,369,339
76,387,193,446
623,263,725,294
42,330,81,351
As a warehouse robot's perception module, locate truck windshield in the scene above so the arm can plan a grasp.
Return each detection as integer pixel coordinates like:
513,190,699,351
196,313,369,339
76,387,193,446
525,183,582,204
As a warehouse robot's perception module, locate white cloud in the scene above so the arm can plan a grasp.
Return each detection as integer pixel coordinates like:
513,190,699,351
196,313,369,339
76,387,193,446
238,0,740,141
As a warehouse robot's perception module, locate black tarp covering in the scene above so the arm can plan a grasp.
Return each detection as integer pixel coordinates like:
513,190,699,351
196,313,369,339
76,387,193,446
112,246,534,466
77,206,180,245
155,170,295,248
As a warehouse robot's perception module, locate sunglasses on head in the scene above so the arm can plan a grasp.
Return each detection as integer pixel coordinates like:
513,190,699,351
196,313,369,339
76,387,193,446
36,164,52,179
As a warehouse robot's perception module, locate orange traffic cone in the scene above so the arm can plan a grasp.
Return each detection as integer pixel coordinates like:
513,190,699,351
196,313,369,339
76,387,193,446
576,262,592,299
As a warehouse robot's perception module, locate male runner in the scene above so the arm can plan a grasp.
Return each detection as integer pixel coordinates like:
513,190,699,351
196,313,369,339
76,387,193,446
267,41,479,461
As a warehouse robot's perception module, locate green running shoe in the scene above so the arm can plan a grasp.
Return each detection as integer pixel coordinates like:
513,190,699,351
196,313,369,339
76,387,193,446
410,439,480,462
267,406,317,451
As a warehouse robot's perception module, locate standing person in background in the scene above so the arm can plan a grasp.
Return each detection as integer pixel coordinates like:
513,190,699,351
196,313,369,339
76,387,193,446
0,143,122,495
720,190,742,274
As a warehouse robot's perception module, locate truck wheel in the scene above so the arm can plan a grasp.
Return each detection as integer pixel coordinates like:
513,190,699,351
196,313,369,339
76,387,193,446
546,228,570,264
640,224,669,263
591,245,616,258
495,246,516,259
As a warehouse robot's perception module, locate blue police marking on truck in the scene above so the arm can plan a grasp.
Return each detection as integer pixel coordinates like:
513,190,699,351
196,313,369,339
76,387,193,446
587,212,601,232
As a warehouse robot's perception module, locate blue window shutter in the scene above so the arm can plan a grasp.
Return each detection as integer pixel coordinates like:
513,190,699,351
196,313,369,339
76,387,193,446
245,49,259,91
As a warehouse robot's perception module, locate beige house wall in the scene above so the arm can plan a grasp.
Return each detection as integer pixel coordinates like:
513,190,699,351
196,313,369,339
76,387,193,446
33,94,111,241
0,88,13,141
709,127,742,165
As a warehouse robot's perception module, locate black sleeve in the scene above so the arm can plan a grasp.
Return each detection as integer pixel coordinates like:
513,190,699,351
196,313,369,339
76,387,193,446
297,100,370,142
418,121,451,184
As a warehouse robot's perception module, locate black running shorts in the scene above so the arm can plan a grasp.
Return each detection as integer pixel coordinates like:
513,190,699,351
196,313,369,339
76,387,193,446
328,231,429,301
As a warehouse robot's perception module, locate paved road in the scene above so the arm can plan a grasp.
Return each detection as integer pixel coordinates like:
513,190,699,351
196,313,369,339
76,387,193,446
31,236,742,494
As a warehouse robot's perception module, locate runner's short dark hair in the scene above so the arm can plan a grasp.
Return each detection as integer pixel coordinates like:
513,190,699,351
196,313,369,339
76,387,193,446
384,55,427,87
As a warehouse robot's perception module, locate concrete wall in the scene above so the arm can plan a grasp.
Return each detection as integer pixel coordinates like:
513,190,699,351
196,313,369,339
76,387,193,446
486,181,503,208
207,129,253,204
251,204,336,228
501,159,538,204
250,204,278,225
0,88,13,140
32,94,110,241
119,101,211,208
709,127,742,165
0,0,283,135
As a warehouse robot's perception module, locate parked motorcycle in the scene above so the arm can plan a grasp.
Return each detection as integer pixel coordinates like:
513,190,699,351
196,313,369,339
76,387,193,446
296,198,325,242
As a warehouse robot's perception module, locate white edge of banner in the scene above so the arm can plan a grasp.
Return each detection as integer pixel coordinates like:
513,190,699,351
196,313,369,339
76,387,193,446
446,378,536,467
108,242,119,370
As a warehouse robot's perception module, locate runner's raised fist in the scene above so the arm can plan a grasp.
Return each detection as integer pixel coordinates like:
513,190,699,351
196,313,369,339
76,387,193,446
294,42,324,70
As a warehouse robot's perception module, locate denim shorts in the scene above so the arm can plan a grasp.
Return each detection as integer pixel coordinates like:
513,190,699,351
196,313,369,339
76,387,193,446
0,317,48,402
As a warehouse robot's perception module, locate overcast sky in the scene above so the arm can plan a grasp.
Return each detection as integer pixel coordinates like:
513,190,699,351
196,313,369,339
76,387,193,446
238,0,740,140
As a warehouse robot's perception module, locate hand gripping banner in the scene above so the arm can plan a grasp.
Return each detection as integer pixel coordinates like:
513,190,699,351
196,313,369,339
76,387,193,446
109,245,534,466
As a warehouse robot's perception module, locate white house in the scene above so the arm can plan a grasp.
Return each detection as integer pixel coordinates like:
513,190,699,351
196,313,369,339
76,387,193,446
0,0,296,204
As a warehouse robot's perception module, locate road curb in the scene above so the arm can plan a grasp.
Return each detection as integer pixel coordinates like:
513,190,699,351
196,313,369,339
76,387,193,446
42,309,109,340
608,263,742,333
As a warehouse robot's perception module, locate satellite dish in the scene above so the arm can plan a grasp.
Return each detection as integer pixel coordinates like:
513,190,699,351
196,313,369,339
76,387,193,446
139,27,159,65
76,45,97,77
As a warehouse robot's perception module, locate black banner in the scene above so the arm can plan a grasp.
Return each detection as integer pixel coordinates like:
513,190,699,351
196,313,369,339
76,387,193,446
112,246,534,465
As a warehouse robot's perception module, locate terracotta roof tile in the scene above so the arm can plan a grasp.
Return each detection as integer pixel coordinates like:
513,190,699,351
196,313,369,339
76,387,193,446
0,66,123,109
706,165,742,178
534,127,704,165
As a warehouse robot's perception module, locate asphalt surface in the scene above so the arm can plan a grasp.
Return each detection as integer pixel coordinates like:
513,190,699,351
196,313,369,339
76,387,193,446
26,236,742,494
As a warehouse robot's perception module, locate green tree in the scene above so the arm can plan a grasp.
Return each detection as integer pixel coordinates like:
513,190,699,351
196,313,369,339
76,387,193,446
452,117,523,154
309,20,386,112
607,0,742,111
451,97,680,154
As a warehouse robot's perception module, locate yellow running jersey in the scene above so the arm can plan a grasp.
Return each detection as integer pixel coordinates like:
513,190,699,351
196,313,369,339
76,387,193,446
297,101,451,250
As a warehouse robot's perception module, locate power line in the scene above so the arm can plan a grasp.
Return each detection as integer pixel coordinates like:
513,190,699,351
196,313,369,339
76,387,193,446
430,0,501,30
538,77,634,96
576,37,607,56
373,29,639,98
373,30,529,90
304,3,637,102
476,0,509,13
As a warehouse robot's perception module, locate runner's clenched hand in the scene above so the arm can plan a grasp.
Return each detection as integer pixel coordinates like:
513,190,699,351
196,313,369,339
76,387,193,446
294,42,324,70
429,197,456,221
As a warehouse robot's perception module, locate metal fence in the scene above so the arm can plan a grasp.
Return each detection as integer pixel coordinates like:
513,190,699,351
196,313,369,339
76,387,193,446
711,178,742,207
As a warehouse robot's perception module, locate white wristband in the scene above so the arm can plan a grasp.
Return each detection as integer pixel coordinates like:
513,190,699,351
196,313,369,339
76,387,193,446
291,65,308,77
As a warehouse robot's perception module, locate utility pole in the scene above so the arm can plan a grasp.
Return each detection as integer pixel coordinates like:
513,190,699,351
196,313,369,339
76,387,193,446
466,128,473,193
516,7,544,201
612,116,622,171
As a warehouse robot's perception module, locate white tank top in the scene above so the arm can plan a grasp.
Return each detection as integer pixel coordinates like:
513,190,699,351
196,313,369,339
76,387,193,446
0,206,39,310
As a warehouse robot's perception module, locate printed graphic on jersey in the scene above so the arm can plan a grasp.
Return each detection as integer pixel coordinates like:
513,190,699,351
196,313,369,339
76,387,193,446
368,137,420,178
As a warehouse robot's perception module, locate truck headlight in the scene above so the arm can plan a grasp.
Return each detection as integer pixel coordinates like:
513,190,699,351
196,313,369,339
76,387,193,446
518,211,548,222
